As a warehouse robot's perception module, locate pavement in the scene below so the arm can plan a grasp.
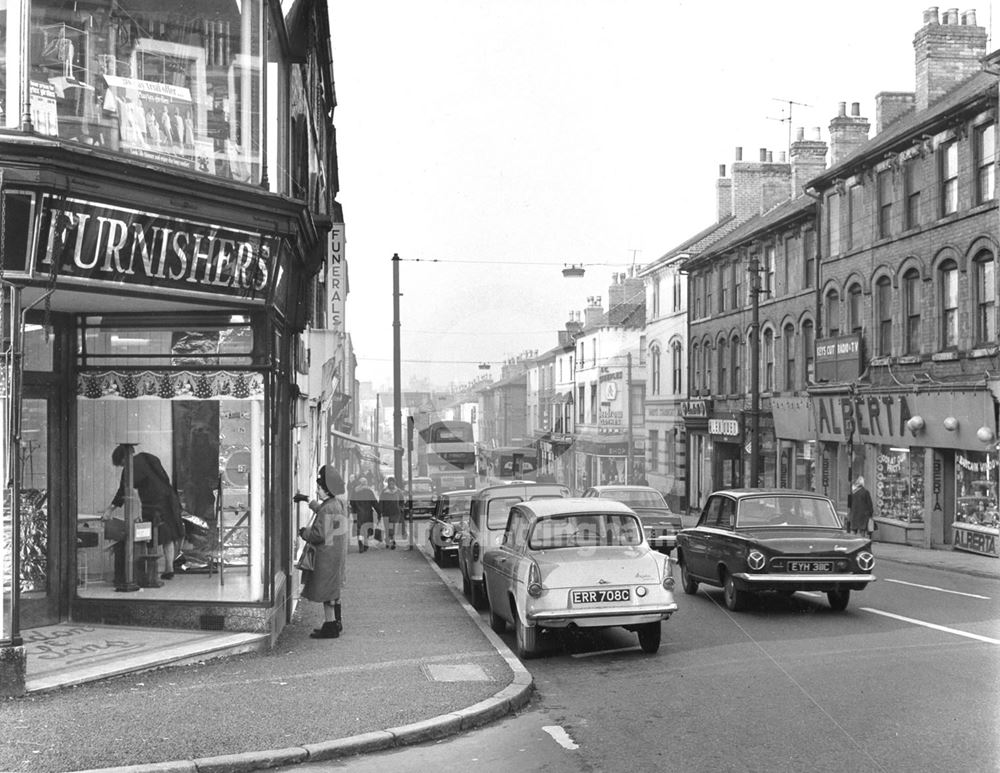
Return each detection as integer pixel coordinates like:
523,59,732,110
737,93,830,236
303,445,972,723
1,532,996,773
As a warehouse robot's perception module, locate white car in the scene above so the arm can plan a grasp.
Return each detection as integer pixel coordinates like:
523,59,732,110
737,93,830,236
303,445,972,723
482,498,678,658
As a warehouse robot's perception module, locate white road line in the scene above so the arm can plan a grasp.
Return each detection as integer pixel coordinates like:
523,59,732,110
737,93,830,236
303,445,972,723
570,645,641,659
542,725,580,750
883,578,990,599
861,608,1000,644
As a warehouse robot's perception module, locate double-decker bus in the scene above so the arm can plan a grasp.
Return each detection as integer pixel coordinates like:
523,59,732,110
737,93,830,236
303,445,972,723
489,445,537,481
419,420,477,491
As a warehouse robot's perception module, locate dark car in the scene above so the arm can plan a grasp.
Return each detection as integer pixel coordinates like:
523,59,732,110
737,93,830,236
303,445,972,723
429,489,473,566
583,485,682,554
676,489,875,612
405,476,438,519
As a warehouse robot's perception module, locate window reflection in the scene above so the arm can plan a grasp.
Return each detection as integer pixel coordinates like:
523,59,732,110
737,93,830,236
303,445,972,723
25,0,262,182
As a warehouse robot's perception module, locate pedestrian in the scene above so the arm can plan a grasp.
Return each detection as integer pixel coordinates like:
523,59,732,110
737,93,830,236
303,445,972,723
106,444,185,583
847,475,874,537
379,476,405,549
350,476,381,552
294,465,349,639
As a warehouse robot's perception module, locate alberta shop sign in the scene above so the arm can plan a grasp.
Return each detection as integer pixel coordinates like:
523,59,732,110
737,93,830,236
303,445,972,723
33,195,277,300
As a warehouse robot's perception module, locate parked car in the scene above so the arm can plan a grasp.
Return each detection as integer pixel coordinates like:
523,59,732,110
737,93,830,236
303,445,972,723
482,498,678,658
675,488,876,612
429,489,474,566
458,482,569,610
582,485,682,553
405,476,438,519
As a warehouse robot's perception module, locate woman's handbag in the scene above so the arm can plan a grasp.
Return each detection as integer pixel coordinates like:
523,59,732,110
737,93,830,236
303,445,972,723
295,542,316,571
373,516,384,544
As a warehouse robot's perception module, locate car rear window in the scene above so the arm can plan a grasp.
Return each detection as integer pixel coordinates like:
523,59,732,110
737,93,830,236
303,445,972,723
605,489,669,509
487,497,523,529
737,496,840,528
412,481,434,494
528,513,643,550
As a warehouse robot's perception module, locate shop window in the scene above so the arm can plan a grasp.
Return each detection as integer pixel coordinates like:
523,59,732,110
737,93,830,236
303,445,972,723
77,317,255,367
955,452,998,529
875,446,925,523
75,390,266,602
974,251,996,345
27,0,264,183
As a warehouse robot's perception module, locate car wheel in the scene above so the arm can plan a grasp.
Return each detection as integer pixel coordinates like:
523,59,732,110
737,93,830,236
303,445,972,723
514,609,537,659
470,578,487,610
680,559,699,595
827,589,851,611
637,622,661,654
723,571,747,612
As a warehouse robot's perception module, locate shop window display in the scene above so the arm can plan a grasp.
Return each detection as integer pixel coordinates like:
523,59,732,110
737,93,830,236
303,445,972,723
22,0,262,183
954,452,999,557
875,446,925,523
74,318,265,601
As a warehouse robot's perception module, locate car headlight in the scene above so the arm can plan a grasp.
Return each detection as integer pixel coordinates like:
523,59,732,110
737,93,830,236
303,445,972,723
856,551,875,571
441,524,454,539
747,550,766,571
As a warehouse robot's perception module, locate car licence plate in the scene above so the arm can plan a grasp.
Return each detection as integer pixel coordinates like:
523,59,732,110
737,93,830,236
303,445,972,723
571,588,631,604
788,560,833,572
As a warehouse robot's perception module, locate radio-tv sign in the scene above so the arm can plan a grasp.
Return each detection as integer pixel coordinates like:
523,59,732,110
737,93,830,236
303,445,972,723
814,333,861,384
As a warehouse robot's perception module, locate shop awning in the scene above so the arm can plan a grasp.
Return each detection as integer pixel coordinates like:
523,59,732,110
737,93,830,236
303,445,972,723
330,428,401,453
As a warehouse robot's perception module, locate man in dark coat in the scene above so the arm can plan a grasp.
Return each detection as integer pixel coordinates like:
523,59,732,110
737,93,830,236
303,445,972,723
847,475,874,537
349,477,381,552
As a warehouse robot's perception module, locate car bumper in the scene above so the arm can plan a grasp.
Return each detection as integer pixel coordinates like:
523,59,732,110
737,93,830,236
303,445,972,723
528,603,678,628
732,572,876,589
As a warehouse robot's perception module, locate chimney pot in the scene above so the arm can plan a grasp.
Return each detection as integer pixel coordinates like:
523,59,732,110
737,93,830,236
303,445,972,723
945,7,959,24
925,6,939,24
795,126,805,142
735,146,743,161
778,151,786,163
812,126,822,140
851,102,860,116
838,101,847,117
766,151,773,163
719,163,726,177
759,147,768,161
962,9,977,25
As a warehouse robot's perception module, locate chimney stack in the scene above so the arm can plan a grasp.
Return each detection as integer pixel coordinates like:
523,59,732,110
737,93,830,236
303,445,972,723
828,100,870,165
716,163,733,220
914,6,987,111
875,91,916,132
731,144,792,217
790,126,828,193
583,296,604,330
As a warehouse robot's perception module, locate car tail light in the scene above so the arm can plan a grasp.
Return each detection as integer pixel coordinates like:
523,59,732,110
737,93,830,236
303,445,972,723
662,555,676,590
857,551,875,571
472,543,480,562
747,550,766,571
527,561,543,598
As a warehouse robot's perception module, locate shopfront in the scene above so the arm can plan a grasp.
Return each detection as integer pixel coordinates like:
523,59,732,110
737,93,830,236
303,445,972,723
797,388,998,554
772,396,818,493
708,411,743,490
682,399,710,511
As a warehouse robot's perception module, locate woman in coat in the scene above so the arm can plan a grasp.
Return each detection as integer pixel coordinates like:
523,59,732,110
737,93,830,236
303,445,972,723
295,466,349,639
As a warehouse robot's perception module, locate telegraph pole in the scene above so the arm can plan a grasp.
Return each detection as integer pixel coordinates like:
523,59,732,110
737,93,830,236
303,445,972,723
392,254,403,487
748,255,761,487
626,352,633,483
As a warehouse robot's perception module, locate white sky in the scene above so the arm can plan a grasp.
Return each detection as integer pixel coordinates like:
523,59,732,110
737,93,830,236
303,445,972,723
329,0,996,391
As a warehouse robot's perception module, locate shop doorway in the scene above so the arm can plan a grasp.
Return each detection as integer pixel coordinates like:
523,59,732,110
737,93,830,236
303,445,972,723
18,387,65,629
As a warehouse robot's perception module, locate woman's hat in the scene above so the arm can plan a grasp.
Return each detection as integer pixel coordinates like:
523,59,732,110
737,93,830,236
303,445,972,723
318,465,346,495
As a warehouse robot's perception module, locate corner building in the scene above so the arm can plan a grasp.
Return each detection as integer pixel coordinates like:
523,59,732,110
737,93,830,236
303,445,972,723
0,0,340,694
